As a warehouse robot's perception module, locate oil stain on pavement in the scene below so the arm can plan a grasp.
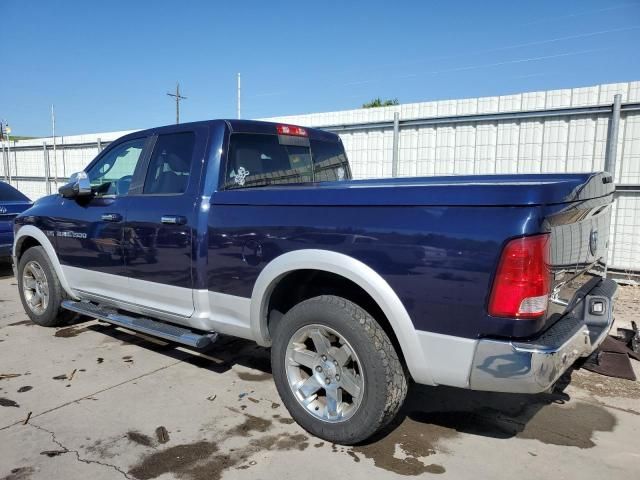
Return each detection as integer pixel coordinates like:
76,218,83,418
0,398,20,408
54,326,89,338
127,411,310,480
350,416,452,475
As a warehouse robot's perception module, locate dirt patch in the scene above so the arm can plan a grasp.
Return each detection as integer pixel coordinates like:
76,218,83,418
227,414,272,437
7,320,32,327
127,431,154,447
0,397,20,408
277,417,295,425
1,466,35,480
54,326,88,338
85,437,122,459
571,368,640,399
17,386,32,393
236,371,272,382
352,416,453,476
52,374,67,380
249,433,309,451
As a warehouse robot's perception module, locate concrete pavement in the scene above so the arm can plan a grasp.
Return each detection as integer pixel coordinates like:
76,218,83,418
1,264,639,480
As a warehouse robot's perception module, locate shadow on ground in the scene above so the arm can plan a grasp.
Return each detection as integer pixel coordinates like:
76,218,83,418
0,262,13,280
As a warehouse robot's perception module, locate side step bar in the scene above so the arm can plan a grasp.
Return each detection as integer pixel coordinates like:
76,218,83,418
61,300,218,349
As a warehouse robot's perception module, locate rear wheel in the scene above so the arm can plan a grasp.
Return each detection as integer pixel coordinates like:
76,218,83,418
17,246,73,327
271,295,407,444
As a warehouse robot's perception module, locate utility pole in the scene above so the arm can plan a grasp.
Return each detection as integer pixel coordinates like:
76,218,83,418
51,104,58,187
167,82,187,124
237,73,241,119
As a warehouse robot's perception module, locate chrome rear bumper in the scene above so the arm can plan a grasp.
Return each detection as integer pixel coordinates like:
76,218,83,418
469,278,617,393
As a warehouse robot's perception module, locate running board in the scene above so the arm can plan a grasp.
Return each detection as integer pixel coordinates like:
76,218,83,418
61,300,218,349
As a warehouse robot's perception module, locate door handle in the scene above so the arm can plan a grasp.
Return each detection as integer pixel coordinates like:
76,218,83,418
161,215,187,225
101,213,123,222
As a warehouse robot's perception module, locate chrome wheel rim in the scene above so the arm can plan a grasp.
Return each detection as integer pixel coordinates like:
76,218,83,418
22,261,49,315
285,324,364,423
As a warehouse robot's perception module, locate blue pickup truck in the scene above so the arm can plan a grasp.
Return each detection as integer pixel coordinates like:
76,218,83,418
12,120,617,444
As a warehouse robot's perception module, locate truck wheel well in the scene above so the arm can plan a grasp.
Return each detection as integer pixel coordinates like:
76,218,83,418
16,236,41,260
267,269,407,371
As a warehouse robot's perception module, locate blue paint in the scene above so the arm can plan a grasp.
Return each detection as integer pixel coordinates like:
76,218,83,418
14,120,614,340
0,182,32,257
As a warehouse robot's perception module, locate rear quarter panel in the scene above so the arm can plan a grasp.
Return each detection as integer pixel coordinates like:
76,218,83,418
206,196,548,339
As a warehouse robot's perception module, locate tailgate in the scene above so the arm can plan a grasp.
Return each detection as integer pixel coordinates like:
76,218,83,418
545,173,614,323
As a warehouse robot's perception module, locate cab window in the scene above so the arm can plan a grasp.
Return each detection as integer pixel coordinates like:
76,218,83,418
86,138,145,196
143,132,195,195
225,133,313,189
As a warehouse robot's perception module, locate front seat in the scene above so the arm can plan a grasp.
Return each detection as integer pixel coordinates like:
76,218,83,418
149,152,189,194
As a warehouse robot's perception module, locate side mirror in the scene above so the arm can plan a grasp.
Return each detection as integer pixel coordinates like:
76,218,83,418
59,172,92,198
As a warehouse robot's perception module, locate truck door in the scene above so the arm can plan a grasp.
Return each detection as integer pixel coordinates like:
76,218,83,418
55,136,149,300
122,128,204,318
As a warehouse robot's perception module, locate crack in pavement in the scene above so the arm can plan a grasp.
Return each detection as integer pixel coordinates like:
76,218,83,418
0,361,184,431
30,422,133,480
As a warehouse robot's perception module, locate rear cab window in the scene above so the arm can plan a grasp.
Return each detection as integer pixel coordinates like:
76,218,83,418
225,129,350,189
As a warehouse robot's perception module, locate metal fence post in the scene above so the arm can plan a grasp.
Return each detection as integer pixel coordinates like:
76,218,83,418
43,142,51,195
97,137,102,152
1,141,6,182
11,140,15,185
6,138,12,185
392,112,400,177
604,94,622,176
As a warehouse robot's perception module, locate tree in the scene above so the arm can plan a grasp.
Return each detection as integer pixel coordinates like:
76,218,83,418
362,98,399,108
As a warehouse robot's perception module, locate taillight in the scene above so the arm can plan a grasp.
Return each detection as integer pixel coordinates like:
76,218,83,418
488,234,551,319
277,124,307,137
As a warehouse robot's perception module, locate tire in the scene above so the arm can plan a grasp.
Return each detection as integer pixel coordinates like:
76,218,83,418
17,246,74,327
271,295,408,444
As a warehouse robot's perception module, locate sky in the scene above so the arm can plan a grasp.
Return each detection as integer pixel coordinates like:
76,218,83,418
2,0,640,137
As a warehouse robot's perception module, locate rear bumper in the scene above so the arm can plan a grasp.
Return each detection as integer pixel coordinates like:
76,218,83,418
469,278,617,393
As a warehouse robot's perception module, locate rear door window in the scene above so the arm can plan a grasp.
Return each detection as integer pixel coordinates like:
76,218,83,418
226,133,313,189
143,132,195,195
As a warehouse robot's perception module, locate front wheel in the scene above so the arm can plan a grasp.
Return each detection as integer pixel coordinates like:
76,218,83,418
271,295,408,444
17,246,73,327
